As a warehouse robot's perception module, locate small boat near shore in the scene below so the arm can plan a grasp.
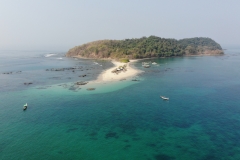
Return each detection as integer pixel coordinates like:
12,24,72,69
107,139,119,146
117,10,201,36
23,103,27,110
142,62,150,68
144,64,150,68
160,96,169,100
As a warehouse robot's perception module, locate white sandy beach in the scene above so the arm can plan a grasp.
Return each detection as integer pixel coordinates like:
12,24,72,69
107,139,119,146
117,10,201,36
90,60,143,83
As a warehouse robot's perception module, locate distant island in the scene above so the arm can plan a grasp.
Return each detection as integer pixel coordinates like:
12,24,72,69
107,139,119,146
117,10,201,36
66,36,223,59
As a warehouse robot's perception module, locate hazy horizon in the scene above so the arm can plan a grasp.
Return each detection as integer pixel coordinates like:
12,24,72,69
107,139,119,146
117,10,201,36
1,0,240,52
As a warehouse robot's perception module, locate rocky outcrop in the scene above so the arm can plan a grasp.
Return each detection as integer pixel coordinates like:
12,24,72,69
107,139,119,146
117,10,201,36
87,88,95,91
3,71,22,74
75,81,88,85
24,82,33,85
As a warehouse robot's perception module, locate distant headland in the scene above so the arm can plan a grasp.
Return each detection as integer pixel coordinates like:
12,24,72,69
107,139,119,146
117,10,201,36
66,36,223,59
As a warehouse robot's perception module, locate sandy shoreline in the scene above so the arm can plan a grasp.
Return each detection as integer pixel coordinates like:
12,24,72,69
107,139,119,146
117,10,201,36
90,60,143,83
77,54,221,85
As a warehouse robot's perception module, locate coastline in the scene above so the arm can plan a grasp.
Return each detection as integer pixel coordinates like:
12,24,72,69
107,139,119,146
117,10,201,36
71,53,224,88
89,60,143,84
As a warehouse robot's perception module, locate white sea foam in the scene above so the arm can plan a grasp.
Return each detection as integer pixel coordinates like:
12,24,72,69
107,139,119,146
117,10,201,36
44,54,57,57
94,62,103,66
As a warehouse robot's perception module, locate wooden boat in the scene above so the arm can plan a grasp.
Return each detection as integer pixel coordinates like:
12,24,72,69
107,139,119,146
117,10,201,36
23,103,27,110
160,96,169,100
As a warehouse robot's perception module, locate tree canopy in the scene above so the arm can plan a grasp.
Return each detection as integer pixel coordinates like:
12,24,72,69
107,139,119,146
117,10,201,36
66,36,223,59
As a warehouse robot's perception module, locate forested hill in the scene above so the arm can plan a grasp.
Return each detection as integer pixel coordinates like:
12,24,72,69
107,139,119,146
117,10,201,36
66,36,223,59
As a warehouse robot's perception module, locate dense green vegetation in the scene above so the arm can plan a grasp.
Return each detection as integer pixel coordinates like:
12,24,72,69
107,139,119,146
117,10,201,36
66,36,223,59
119,58,130,63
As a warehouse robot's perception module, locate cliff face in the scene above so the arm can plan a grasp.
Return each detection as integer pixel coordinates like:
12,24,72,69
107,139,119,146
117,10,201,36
66,36,223,59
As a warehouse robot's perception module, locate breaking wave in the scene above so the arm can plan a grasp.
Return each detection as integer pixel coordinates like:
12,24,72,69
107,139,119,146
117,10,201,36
44,54,57,57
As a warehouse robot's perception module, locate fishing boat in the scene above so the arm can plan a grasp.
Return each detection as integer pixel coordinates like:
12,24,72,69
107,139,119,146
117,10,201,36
23,103,27,110
160,96,169,100
141,62,150,68
152,62,157,65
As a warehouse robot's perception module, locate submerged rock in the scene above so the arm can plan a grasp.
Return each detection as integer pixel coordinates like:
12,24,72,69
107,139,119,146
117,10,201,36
36,87,48,89
105,132,118,139
87,88,95,91
46,67,77,71
50,77,61,79
24,82,33,85
3,72,13,74
75,81,88,85
69,85,81,91
60,84,68,88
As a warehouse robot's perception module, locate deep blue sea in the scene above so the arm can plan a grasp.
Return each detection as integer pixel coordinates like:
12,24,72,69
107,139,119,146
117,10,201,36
1,48,240,160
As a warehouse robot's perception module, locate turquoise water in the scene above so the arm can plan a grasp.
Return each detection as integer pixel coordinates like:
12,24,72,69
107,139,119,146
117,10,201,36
1,50,240,159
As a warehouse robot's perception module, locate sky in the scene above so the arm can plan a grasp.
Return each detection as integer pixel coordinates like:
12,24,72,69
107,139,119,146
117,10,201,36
1,0,240,51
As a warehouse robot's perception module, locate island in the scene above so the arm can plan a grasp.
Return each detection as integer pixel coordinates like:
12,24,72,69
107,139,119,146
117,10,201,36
66,36,223,83
66,36,223,59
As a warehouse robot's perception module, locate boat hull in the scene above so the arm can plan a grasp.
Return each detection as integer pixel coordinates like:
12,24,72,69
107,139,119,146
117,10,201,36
160,96,169,100
23,103,28,110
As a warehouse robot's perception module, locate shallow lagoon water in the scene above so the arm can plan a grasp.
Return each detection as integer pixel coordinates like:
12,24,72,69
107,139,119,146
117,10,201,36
1,50,240,160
